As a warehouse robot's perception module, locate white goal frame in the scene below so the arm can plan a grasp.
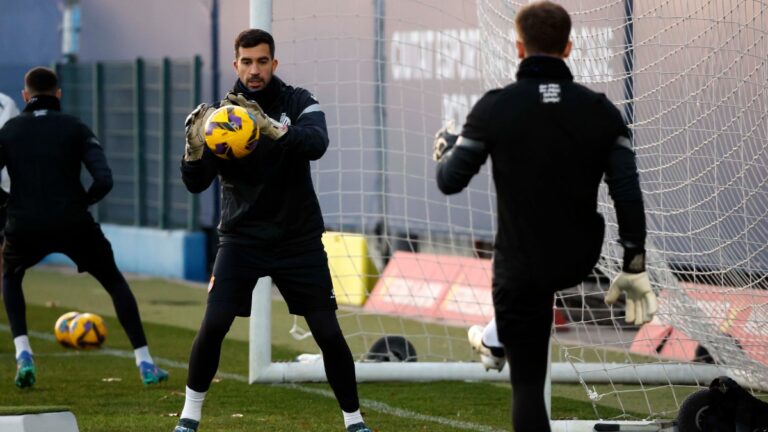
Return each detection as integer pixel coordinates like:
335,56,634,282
248,277,731,384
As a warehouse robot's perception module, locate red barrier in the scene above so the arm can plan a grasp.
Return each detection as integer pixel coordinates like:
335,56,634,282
629,322,673,357
365,251,568,327
631,283,768,366
681,283,768,367
364,252,491,325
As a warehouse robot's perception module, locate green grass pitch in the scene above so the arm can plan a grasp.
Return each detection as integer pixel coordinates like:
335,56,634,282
0,267,693,431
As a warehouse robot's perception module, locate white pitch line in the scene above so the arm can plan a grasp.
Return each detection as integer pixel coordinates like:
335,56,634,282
1,325,505,432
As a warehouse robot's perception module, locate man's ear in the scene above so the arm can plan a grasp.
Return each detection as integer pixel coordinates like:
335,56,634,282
562,40,573,59
21,89,30,103
516,40,526,60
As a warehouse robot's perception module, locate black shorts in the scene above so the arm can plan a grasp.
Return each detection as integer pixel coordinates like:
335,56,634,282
208,237,336,317
3,221,116,274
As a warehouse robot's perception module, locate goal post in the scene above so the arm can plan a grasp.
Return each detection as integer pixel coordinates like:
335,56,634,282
249,270,733,385
246,0,768,423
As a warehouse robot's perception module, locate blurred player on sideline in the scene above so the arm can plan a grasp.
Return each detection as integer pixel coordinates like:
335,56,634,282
0,67,168,389
433,2,656,430
0,91,19,295
175,29,372,432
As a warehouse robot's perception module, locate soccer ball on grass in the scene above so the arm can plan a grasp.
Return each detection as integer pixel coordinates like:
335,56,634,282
54,311,81,348
68,312,107,349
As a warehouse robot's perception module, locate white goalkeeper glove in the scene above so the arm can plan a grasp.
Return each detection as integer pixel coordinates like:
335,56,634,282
222,92,287,141
184,103,216,161
605,272,657,325
433,120,458,161
604,249,658,325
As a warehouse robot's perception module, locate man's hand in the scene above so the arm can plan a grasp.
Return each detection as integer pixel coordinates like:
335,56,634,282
604,271,658,325
222,93,287,141
432,120,459,161
184,103,216,161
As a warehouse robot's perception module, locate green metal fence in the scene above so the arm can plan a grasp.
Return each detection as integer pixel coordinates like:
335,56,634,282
56,56,202,230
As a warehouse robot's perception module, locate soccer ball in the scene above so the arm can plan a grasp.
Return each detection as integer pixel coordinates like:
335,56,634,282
68,312,107,349
204,105,259,159
54,311,80,348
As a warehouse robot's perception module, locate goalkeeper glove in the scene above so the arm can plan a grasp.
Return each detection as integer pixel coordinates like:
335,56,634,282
604,249,658,325
184,103,216,161
432,120,458,161
222,92,287,141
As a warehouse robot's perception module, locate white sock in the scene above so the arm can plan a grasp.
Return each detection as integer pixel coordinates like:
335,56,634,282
342,409,364,427
180,386,206,421
482,317,502,349
13,335,33,359
134,346,154,367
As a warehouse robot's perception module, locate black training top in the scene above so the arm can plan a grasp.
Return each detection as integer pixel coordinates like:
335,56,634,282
181,76,328,247
0,95,112,234
437,56,645,286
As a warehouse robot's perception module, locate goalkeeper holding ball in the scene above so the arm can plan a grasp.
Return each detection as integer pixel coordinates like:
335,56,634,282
175,29,372,432
433,2,657,431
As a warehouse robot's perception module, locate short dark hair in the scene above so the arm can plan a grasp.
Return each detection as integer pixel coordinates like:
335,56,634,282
234,29,275,58
515,1,572,55
24,67,58,95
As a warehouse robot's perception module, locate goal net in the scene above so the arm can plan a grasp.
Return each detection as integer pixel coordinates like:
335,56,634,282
250,0,768,422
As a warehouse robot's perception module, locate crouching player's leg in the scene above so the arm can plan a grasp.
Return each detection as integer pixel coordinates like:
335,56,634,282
2,234,47,389
2,263,36,388
74,222,168,385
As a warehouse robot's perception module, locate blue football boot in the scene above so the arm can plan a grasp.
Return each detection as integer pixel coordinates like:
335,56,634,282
173,418,199,432
139,361,169,385
347,422,373,432
15,351,36,389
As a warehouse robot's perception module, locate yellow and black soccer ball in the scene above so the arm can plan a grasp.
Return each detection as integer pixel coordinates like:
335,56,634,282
54,311,81,348
204,105,259,159
68,312,107,349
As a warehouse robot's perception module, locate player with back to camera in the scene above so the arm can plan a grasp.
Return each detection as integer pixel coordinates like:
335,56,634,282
0,67,168,389
433,2,658,431
173,29,373,432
